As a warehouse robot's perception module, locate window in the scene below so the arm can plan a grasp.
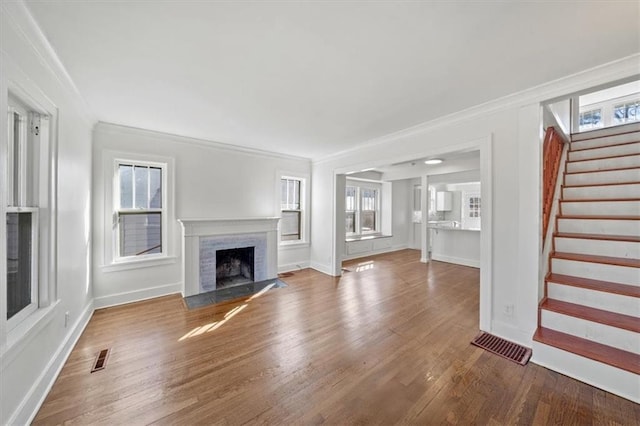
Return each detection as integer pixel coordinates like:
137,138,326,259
5,94,50,329
280,178,302,242
579,108,602,130
345,182,380,235
115,161,166,259
345,186,357,234
462,190,481,230
468,196,481,218
613,100,639,124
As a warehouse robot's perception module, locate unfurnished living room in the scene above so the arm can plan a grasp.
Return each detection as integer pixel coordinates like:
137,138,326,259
1,1,639,424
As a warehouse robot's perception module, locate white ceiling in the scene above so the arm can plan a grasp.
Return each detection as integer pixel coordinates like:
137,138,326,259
25,1,640,160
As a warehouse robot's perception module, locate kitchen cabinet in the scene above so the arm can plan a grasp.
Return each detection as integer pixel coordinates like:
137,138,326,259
436,191,452,211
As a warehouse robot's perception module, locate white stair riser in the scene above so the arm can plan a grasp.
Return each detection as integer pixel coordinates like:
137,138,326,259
554,237,640,259
569,143,640,162
551,258,640,286
547,282,640,317
557,218,640,235
563,183,640,200
565,168,640,186
572,129,640,149
541,310,639,354
531,342,640,403
561,200,640,216
567,155,640,173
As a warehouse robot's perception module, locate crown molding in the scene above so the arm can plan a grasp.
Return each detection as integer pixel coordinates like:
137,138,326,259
94,121,312,163
313,54,640,165
1,1,96,126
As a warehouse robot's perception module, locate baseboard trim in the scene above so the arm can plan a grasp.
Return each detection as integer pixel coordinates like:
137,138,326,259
10,301,94,425
309,261,336,276
431,254,480,268
278,261,310,274
94,282,183,309
490,320,535,348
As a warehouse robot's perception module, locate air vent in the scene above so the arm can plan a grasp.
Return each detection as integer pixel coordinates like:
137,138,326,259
91,348,110,373
471,332,532,365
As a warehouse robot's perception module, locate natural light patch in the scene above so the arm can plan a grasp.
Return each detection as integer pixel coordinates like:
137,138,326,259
178,304,248,341
248,283,275,301
356,261,375,272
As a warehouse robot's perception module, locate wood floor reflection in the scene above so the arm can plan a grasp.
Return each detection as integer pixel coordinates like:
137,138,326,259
33,250,639,424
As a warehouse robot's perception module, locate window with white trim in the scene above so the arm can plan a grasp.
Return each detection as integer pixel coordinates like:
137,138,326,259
280,177,307,243
613,100,639,124
114,160,166,260
345,181,380,236
5,93,52,330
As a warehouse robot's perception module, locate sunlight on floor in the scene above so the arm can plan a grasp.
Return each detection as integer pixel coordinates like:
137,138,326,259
178,304,247,341
248,283,275,300
178,281,278,341
355,261,375,272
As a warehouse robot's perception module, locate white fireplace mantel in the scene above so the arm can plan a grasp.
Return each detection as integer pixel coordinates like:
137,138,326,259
178,217,280,296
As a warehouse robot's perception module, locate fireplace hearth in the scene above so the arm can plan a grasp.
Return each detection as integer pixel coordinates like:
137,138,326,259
216,247,254,288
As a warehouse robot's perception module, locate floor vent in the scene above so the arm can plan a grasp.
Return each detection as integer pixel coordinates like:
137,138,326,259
91,348,110,373
471,332,532,365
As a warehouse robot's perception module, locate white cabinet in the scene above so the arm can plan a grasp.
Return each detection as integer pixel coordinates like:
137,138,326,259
436,191,452,211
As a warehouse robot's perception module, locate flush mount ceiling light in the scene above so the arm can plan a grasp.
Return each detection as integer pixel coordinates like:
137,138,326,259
424,158,443,165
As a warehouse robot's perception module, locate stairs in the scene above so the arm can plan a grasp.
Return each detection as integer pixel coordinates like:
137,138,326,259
533,124,640,403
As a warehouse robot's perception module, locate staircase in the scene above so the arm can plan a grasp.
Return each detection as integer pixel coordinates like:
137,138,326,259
532,123,640,403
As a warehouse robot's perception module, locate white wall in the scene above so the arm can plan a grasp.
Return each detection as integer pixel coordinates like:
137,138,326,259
0,3,95,424
310,55,639,347
92,123,311,307
391,179,411,249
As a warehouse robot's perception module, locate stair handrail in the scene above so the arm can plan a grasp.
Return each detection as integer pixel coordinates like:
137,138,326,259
542,126,566,243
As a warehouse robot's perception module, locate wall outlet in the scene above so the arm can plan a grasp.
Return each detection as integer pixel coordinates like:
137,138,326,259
503,304,514,318
64,311,69,327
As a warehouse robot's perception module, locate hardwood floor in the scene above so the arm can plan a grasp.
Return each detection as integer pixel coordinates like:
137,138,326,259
34,250,638,425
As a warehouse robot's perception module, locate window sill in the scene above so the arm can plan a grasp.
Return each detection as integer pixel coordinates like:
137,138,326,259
279,241,310,250
345,234,392,242
1,299,60,370
102,255,177,273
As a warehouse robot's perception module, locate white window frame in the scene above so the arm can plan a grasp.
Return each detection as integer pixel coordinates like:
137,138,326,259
2,87,57,338
101,151,175,272
113,159,168,263
345,179,381,237
278,173,309,247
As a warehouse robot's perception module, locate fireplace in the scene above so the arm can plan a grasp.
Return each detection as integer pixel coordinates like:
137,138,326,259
178,217,279,297
216,247,254,288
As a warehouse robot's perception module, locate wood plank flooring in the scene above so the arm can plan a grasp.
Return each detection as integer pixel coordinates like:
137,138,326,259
33,250,639,425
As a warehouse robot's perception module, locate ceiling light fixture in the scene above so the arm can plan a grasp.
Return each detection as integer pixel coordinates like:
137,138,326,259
361,168,375,172
424,158,443,165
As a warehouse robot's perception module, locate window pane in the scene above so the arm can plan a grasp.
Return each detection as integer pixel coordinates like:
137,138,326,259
281,179,301,210
119,165,133,209
10,112,21,206
361,188,377,211
293,180,300,209
149,167,162,208
361,211,376,232
119,212,162,257
281,211,300,241
346,186,356,211
345,211,355,233
6,212,32,319
281,179,288,208
134,166,149,209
